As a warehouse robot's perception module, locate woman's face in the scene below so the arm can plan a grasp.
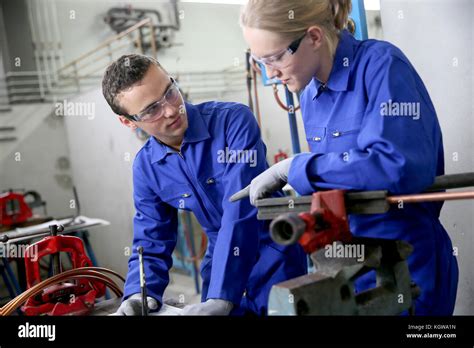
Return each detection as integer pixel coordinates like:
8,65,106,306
243,26,322,93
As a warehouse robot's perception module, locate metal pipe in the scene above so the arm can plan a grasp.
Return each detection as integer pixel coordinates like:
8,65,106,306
38,0,52,93
284,86,301,155
44,0,58,85
270,212,306,246
51,0,65,68
26,0,45,99
387,191,474,204
171,0,181,31
148,21,157,58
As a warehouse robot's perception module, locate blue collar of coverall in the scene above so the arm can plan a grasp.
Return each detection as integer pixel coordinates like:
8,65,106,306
150,102,210,163
311,29,356,99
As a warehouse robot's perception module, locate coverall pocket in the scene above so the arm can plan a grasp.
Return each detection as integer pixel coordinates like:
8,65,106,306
198,170,225,207
306,127,327,153
326,125,361,152
158,184,194,210
325,114,363,152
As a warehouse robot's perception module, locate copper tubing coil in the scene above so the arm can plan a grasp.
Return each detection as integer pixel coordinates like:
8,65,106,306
272,84,301,113
0,267,125,316
2,275,121,316
1,268,123,316
1,268,124,316
387,191,474,204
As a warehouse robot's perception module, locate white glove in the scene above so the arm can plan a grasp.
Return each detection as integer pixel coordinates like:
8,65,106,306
230,157,293,205
180,299,233,316
111,293,159,316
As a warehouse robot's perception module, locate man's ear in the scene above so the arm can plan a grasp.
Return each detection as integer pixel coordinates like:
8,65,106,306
118,116,138,130
306,25,324,50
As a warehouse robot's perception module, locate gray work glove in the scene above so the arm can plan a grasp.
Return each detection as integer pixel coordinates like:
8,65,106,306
111,293,159,316
180,299,233,316
229,157,293,205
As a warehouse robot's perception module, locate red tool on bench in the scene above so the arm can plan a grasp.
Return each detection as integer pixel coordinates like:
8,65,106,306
0,191,33,227
269,190,352,254
0,189,50,232
267,173,474,255
21,224,106,315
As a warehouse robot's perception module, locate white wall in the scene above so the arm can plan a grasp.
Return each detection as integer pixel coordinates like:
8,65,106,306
63,88,143,276
54,0,248,72
381,0,474,314
0,112,74,219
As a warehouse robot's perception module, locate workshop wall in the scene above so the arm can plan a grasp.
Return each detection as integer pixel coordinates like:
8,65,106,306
63,88,142,276
0,111,75,218
381,0,474,314
54,0,248,71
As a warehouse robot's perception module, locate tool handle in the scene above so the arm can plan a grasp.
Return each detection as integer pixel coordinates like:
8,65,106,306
137,246,148,316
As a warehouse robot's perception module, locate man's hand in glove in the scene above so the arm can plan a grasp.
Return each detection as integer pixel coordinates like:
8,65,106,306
111,293,159,316
180,299,233,316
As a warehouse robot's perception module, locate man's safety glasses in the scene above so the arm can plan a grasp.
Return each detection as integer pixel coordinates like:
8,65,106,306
125,77,182,123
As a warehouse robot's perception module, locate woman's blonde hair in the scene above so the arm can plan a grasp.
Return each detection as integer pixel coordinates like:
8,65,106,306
240,0,352,57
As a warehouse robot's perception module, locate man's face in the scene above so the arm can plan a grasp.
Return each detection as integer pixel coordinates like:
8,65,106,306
117,64,188,146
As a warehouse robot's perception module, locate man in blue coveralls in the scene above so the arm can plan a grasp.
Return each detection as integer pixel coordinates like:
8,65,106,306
101,54,307,315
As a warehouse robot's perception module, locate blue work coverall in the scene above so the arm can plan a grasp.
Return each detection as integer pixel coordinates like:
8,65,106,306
124,101,307,315
288,30,458,315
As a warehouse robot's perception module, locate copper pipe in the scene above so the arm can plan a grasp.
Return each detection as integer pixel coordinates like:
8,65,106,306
272,84,301,112
250,55,262,75
253,68,262,128
387,191,474,204
148,20,157,58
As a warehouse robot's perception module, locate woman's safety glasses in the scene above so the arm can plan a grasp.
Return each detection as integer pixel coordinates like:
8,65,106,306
250,32,306,69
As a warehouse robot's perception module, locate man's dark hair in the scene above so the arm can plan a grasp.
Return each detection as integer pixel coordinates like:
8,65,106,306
102,54,163,116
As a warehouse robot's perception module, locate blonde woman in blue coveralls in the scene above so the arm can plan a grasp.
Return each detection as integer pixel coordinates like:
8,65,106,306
231,0,458,315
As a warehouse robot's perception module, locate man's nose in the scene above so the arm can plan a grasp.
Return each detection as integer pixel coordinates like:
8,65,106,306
162,103,177,118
